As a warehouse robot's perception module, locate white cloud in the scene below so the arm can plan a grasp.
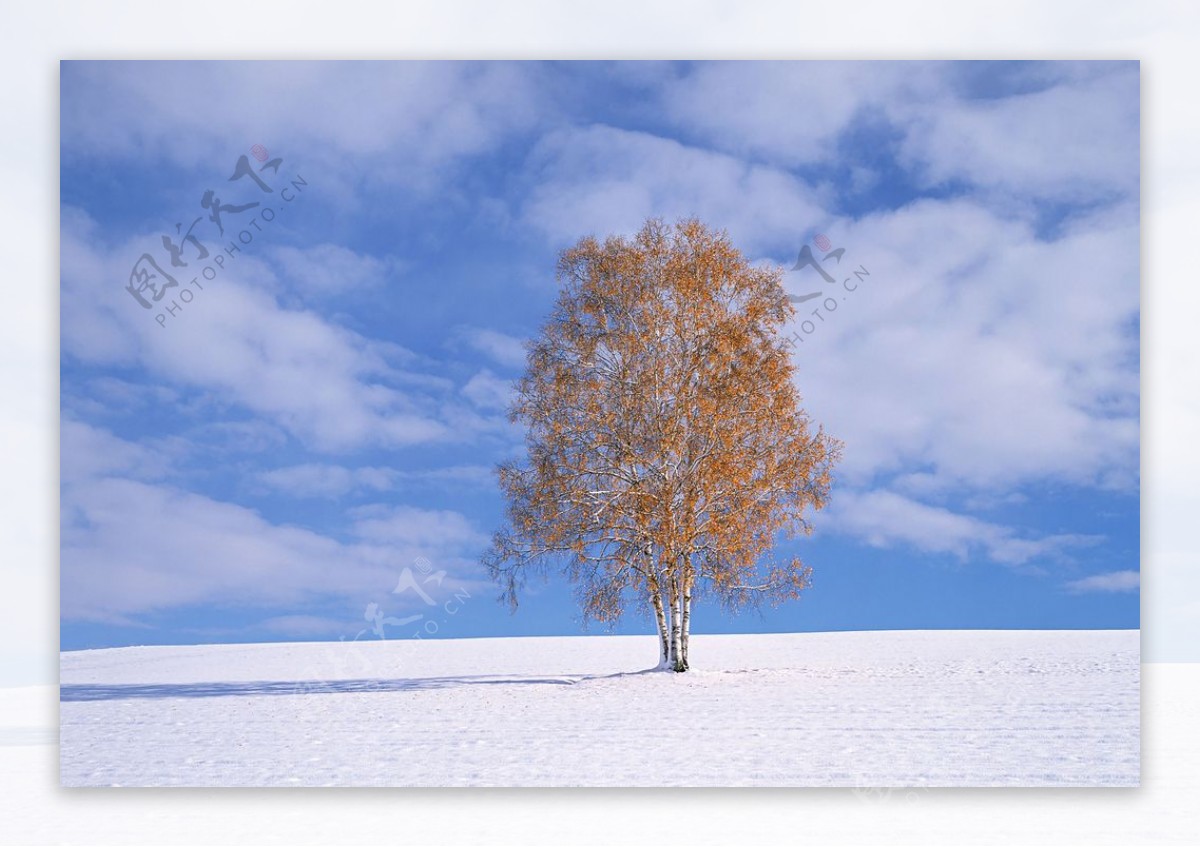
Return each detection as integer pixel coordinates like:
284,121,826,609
347,504,487,549
461,369,513,410
453,326,529,370
60,423,486,623
787,196,1136,565
660,61,1138,203
898,65,1139,200
269,243,399,297
61,418,174,484
522,124,827,254
254,462,497,499
63,474,369,623
60,207,472,453
1065,570,1140,594
663,61,939,166
255,463,393,498
61,61,542,197
185,419,290,454
790,197,1138,495
825,490,1098,567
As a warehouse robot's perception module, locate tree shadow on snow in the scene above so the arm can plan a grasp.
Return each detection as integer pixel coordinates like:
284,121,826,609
59,674,589,702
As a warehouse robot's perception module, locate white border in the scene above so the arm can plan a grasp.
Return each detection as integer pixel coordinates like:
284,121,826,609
3,1,1196,843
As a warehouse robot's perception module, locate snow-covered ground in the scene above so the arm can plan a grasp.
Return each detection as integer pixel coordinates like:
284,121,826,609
59,630,1138,787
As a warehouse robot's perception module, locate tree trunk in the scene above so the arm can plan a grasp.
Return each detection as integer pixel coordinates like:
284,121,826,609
680,576,692,671
650,589,669,667
669,575,684,672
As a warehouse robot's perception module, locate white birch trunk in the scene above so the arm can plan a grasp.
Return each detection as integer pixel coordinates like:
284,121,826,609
680,576,692,671
669,575,684,672
651,589,669,667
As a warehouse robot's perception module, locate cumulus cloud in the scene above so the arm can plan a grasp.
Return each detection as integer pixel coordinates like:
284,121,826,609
61,423,487,623
897,63,1139,201
255,463,394,499
663,61,941,166
461,369,513,410
346,503,488,549
660,60,1138,203
62,418,175,484
61,61,543,197
269,243,400,297
522,124,827,254
1065,570,1140,594
824,490,1099,567
781,196,1137,562
789,197,1139,494
252,462,495,499
452,326,529,370
60,206,478,452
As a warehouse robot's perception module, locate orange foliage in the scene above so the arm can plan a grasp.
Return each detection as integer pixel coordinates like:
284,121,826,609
484,219,842,669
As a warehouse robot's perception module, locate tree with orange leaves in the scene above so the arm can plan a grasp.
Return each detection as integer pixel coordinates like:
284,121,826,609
484,218,841,671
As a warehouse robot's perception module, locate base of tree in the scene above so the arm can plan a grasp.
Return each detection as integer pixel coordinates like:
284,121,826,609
655,659,689,673
656,658,690,673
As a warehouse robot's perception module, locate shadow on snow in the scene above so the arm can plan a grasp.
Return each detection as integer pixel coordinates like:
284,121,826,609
59,668,672,702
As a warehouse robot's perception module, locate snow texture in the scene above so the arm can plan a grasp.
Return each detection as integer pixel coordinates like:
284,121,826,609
60,630,1139,787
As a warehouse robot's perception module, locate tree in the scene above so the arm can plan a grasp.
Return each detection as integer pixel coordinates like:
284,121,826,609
484,218,842,671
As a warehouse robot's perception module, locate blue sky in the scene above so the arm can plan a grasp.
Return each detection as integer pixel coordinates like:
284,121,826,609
59,60,1140,651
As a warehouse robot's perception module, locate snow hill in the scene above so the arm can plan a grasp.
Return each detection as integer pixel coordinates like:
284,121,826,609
59,630,1139,787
